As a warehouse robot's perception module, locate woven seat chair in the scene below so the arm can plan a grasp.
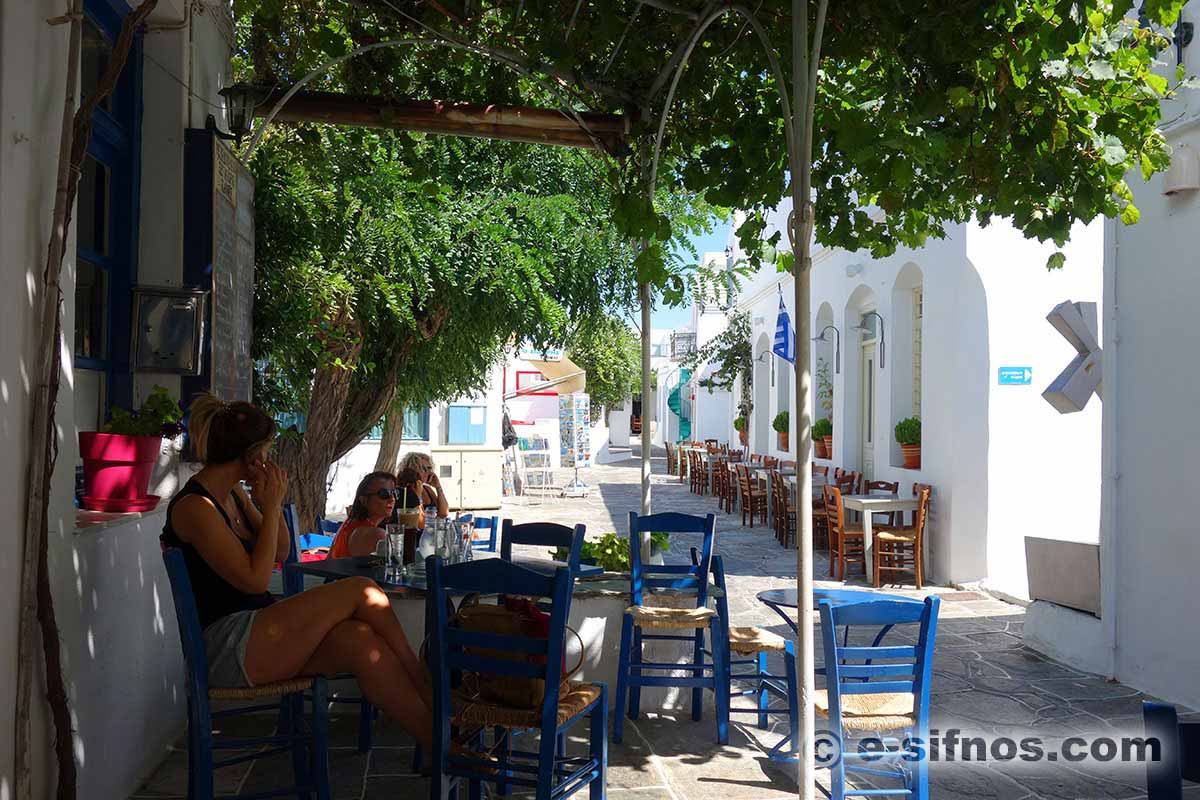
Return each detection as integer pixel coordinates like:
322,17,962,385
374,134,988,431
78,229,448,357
736,464,768,528
426,557,606,800
817,595,940,800
769,469,796,549
164,548,332,800
614,512,729,746
874,484,932,588
823,485,866,579
695,550,798,762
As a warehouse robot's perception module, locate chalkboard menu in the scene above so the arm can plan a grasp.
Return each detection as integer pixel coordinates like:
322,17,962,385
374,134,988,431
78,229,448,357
182,129,255,406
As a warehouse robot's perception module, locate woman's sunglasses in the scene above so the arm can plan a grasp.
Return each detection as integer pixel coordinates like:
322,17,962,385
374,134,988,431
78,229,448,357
367,489,398,501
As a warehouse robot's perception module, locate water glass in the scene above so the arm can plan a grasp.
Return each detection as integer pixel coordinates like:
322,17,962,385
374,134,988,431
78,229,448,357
386,523,404,568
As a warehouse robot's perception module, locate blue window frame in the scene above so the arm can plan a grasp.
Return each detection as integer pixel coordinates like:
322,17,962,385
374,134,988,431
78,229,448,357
74,0,142,415
446,405,487,446
365,407,430,441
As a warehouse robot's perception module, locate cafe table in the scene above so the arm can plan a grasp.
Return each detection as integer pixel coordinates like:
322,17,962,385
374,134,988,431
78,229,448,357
841,493,919,583
289,552,603,594
756,586,922,636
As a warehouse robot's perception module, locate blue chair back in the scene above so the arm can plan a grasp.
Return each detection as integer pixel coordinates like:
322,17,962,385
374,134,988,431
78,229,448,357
500,519,585,570
470,514,501,551
628,512,717,608
818,596,940,733
280,503,305,596
163,548,212,701
426,557,576,766
1144,701,1200,799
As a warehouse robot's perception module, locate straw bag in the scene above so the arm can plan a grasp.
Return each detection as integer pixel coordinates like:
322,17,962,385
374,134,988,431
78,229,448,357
453,595,584,709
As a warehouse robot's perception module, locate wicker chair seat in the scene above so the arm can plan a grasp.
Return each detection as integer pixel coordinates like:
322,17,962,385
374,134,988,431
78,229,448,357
813,689,915,732
625,605,717,629
209,676,315,700
452,681,602,729
876,528,917,543
728,626,788,655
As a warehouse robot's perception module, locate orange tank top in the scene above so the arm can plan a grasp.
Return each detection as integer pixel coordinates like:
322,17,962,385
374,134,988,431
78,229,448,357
329,518,379,559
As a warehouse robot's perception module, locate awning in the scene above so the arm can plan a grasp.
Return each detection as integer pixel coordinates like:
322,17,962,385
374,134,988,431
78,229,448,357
506,354,586,398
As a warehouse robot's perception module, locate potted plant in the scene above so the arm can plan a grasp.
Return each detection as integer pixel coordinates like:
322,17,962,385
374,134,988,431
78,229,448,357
78,385,183,512
733,416,748,446
812,417,833,459
895,416,921,469
773,410,790,451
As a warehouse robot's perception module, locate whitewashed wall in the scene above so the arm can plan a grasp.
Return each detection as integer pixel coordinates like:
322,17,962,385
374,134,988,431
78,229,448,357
0,2,234,796
727,196,1102,596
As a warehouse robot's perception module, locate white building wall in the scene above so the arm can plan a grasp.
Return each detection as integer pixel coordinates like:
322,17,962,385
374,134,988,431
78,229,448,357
0,3,232,796
730,197,1102,595
1100,44,1200,708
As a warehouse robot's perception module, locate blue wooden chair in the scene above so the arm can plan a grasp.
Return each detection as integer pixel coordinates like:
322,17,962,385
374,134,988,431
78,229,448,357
613,512,729,745
282,505,375,754
817,595,940,800
701,551,798,761
471,513,501,552
425,556,607,800
500,519,586,572
1143,701,1200,799
162,548,332,800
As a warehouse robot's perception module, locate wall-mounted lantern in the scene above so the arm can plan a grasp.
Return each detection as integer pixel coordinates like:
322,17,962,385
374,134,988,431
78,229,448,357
1163,143,1200,196
811,325,841,374
850,311,886,368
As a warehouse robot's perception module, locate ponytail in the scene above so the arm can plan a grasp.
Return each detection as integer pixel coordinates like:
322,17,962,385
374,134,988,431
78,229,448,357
188,393,276,465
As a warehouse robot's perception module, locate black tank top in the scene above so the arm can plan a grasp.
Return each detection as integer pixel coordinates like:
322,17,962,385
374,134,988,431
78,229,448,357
161,478,275,630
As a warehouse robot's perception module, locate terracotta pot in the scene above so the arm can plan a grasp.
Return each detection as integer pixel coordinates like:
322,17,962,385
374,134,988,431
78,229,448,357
78,432,162,511
822,435,833,455
901,443,922,469
738,428,748,446
814,438,829,459
777,431,789,451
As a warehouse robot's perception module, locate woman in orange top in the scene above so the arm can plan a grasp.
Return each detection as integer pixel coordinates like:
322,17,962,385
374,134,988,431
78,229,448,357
329,472,397,558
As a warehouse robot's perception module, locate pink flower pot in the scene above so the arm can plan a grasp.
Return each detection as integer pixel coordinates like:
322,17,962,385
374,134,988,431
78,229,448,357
78,432,162,511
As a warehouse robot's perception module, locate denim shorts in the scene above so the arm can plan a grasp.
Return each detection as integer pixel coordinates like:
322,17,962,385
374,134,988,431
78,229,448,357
204,609,259,689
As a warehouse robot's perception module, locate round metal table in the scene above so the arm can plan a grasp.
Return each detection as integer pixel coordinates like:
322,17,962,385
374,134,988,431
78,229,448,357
757,586,921,635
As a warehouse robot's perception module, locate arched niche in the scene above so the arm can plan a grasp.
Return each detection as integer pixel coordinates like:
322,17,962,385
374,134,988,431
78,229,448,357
889,262,924,467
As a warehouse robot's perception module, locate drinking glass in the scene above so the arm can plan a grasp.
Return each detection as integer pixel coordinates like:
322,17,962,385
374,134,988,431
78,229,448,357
386,523,404,568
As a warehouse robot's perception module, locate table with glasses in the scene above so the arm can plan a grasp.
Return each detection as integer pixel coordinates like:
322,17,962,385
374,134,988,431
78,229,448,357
756,586,921,635
840,494,919,582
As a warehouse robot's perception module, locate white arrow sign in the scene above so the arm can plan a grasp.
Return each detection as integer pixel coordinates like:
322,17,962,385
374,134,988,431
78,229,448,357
1043,300,1102,414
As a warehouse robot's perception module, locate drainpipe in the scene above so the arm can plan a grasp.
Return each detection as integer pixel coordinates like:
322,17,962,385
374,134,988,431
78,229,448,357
1100,216,1120,680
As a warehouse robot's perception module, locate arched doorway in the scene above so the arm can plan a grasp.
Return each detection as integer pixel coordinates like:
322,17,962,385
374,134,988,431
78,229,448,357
754,332,771,455
844,285,880,479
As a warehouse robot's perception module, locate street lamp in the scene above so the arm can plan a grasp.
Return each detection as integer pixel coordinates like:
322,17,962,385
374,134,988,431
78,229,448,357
850,310,886,368
811,324,841,373
219,83,266,143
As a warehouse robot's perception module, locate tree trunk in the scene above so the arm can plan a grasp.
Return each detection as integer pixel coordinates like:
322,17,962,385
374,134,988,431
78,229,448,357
374,403,406,474
16,4,157,799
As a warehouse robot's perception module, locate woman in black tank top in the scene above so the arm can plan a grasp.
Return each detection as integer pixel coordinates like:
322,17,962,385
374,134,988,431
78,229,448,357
165,394,433,753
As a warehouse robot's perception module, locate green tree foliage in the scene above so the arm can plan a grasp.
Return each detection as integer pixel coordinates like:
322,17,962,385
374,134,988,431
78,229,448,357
566,315,642,422
233,0,1186,272
682,310,754,420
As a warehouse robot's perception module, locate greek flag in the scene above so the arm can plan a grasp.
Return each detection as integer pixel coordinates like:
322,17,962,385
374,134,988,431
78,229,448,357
773,296,795,363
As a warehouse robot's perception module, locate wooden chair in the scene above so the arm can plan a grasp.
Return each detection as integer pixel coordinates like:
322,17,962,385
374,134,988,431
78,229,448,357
817,595,940,800
665,442,677,476
736,464,768,528
873,484,931,588
864,479,901,527
615,512,729,745
427,557,607,800
763,456,779,469
769,470,796,549
823,485,866,580
750,453,764,465
690,450,711,495
1143,701,1200,800
728,449,744,463
781,459,796,471
704,438,719,451
164,548,333,799
713,459,734,514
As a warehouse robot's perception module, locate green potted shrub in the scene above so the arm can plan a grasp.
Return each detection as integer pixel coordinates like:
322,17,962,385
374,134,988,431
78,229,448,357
733,415,748,446
895,416,921,469
812,417,833,459
772,410,790,451
78,385,183,511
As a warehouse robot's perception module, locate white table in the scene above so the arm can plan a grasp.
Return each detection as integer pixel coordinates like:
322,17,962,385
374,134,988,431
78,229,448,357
841,494,919,582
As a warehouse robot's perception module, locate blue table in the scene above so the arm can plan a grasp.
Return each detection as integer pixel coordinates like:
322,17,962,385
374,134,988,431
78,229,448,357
289,555,601,594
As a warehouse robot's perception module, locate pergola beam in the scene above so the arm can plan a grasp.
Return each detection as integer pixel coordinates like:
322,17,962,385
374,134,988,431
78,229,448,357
250,89,630,153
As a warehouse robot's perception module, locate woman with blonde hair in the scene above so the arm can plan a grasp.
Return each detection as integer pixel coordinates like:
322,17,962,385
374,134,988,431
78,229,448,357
327,471,397,558
398,450,449,519
161,394,433,751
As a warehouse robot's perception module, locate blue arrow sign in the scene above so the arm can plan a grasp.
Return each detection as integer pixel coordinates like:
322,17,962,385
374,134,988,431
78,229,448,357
998,366,1033,385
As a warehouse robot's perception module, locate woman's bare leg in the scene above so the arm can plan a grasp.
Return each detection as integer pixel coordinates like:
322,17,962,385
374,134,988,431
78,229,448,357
243,577,431,706
298,620,434,751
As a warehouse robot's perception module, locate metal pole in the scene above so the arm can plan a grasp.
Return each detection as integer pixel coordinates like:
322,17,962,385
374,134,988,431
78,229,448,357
640,281,653,559
793,0,816,796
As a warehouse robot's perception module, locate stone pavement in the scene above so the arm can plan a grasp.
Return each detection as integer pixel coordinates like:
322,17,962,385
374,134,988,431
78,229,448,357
131,444,1194,799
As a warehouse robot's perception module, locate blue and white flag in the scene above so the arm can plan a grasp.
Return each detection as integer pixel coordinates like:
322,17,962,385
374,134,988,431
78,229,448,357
773,295,796,363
